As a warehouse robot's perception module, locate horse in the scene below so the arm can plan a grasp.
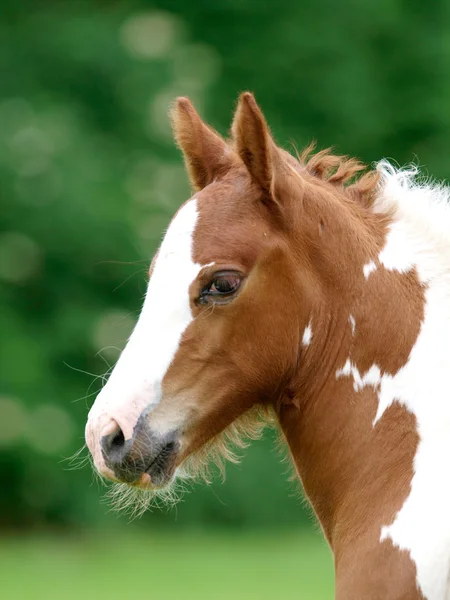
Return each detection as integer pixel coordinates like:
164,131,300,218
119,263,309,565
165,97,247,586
85,92,450,599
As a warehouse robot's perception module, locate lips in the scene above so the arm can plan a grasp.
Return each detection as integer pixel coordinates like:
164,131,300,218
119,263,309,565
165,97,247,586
144,440,178,486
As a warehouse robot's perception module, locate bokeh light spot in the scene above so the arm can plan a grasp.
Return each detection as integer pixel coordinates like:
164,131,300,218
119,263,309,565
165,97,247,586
14,169,61,207
136,214,171,242
120,11,184,60
0,232,42,284
152,163,189,210
26,404,75,455
0,396,27,445
0,97,34,144
10,125,55,159
125,156,158,206
172,43,221,89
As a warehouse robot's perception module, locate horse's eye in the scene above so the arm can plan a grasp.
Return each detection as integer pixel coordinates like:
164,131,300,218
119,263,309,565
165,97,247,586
210,274,240,294
201,272,242,302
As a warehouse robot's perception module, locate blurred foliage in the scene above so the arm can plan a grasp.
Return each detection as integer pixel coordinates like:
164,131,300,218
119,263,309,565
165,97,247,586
0,0,449,530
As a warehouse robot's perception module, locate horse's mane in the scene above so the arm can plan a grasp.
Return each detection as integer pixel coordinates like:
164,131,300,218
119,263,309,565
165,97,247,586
297,144,450,259
297,143,380,208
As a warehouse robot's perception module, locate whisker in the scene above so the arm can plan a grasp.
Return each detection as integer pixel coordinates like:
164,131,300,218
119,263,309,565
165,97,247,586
94,349,115,370
94,259,149,266
61,444,90,470
70,387,102,404
63,362,105,379
113,268,148,293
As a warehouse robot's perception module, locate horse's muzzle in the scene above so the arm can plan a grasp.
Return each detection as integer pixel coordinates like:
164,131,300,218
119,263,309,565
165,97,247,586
88,413,179,487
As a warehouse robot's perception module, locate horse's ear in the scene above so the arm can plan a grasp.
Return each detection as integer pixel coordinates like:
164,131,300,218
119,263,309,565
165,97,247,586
232,92,284,197
171,97,233,192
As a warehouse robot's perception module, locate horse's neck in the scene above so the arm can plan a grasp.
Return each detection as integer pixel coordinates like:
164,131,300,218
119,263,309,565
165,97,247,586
278,207,450,598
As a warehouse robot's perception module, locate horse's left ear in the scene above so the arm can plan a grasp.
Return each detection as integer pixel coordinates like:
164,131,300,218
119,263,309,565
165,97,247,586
171,97,234,192
232,92,285,200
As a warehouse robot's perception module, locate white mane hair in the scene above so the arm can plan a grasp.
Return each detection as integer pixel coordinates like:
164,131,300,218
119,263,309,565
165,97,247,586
373,160,450,279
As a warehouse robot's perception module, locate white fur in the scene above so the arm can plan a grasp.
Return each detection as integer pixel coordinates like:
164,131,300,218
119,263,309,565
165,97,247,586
339,163,450,599
336,359,381,392
86,199,205,471
349,315,356,335
302,322,312,346
363,260,377,279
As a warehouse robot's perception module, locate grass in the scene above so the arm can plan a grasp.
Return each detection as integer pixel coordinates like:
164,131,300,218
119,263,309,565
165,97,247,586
0,529,334,599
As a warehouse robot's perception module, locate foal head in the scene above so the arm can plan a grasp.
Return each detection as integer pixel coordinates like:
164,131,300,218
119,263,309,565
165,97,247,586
85,93,378,508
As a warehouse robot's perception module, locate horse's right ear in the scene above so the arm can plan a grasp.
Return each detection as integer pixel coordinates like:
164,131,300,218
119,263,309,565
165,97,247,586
232,92,286,199
171,97,233,192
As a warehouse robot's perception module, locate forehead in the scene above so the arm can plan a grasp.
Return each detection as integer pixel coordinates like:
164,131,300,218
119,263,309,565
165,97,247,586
191,171,269,268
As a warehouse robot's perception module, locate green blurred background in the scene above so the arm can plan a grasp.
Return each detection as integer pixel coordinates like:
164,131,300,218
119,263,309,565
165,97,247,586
1,0,448,597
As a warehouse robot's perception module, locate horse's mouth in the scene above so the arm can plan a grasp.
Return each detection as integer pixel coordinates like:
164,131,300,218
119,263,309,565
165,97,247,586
99,428,180,490
143,440,178,487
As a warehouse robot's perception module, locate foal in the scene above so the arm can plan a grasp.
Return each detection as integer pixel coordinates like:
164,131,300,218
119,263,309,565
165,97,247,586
86,93,450,599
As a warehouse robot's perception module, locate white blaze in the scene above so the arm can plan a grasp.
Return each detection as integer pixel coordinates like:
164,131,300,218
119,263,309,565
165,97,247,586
86,199,205,466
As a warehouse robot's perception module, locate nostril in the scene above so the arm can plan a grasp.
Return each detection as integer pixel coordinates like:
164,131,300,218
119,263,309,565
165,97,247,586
110,428,125,449
100,420,128,462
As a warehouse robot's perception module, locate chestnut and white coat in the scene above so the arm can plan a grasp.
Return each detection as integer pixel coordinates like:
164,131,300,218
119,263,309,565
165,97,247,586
86,93,450,599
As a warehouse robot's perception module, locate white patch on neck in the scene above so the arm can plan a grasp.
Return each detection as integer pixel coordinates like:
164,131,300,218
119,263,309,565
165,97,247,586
336,359,381,392
363,260,377,279
337,163,450,599
348,315,356,335
87,199,204,443
302,322,312,346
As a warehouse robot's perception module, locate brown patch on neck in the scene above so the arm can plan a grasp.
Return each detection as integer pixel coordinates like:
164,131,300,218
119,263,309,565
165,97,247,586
350,267,425,374
332,399,425,599
280,389,423,597
336,538,426,599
